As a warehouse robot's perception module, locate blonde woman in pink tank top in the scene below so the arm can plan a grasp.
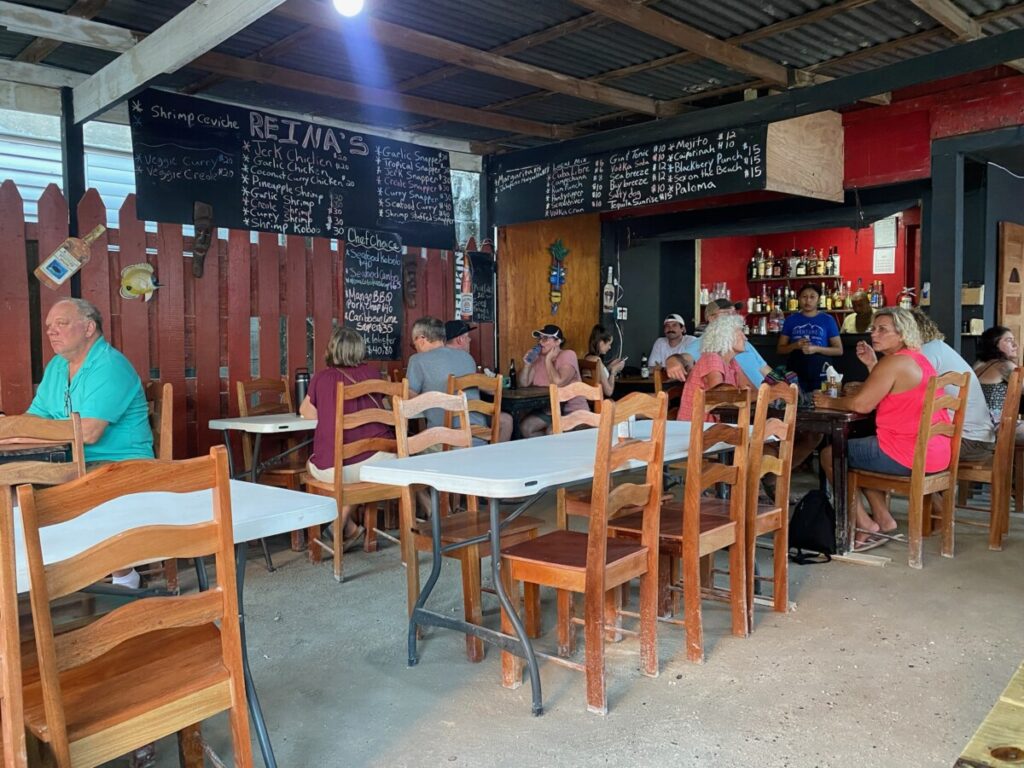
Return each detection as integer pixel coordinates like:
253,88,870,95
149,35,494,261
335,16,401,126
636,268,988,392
812,308,951,545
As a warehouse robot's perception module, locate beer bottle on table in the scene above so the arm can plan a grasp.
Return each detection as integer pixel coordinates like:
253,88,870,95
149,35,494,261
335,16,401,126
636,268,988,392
508,359,517,389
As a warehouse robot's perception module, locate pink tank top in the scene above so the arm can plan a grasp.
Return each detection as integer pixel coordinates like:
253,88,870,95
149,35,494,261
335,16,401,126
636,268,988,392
875,349,951,472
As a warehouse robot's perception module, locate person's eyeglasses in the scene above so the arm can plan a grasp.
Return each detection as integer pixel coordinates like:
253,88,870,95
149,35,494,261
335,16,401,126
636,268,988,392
64,387,71,417
868,326,895,335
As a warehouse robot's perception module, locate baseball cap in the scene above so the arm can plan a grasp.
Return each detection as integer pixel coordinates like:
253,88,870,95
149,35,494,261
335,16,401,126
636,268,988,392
707,298,744,313
445,319,476,341
663,314,687,327
532,324,563,340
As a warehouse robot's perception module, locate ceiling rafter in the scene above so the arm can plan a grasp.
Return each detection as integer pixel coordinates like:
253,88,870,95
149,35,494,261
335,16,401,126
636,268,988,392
907,0,1024,73
274,0,664,116
13,0,110,64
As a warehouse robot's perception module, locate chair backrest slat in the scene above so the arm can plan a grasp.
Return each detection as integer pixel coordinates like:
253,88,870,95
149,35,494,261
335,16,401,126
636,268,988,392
992,366,1024,464
334,378,407,468
0,414,86,485
550,381,603,434
394,391,474,457
747,382,799,513
447,373,502,444
146,380,173,460
911,371,970,478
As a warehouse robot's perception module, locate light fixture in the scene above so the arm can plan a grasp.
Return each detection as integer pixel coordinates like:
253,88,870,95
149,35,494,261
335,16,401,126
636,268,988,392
332,0,364,16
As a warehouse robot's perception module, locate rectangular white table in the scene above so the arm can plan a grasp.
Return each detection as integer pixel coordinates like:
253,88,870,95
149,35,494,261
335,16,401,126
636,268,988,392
208,413,317,482
13,479,335,768
361,420,705,715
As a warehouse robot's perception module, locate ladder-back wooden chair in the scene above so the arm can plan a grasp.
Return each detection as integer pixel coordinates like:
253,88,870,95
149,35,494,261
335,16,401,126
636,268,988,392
551,382,604,530
848,371,969,569
394,391,543,663
578,358,599,386
143,381,178,591
500,392,667,714
0,415,84,768
17,446,253,768
653,365,684,420
302,378,407,582
446,373,502,445
610,385,751,663
957,366,1023,551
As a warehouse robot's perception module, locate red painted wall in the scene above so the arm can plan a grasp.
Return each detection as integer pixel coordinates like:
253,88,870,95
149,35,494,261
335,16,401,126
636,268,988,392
700,219,910,306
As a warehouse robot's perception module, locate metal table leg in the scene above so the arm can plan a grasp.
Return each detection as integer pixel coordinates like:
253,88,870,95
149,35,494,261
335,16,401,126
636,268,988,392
831,422,852,555
248,434,276,573
408,488,444,666
235,542,277,768
488,497,543,715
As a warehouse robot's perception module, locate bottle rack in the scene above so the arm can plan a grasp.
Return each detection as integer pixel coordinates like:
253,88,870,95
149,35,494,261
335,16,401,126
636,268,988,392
748,274,846,283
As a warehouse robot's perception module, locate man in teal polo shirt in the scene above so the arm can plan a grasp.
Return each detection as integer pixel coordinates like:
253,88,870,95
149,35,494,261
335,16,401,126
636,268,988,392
28,298,153,463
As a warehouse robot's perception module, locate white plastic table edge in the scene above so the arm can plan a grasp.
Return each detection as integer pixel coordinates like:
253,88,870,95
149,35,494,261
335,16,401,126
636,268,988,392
208,414,318,433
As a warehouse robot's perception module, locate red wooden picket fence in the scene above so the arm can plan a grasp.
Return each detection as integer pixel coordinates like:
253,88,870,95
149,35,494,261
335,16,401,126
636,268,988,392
0,181,494,458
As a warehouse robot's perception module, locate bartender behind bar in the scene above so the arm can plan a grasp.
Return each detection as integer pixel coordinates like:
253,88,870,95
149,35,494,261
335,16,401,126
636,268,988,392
777,283,844,392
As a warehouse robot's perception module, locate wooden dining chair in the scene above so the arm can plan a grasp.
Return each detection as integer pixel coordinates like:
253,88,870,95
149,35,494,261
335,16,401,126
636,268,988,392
16,446,254,768
394,391,543,663
551,382,604,530
143,381,179,592
446,372,502,445
610,385,751,663
578,358,599,386
956,366,1023,551
500,392,667,714
653,365,684,420
742,382,798,630
0,417,80,768
302,378,407,582
848,371,969,569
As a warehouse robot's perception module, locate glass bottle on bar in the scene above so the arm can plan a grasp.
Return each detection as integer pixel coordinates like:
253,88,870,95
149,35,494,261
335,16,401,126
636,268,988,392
818,283,827,309
795,251,807,277
749,251,758,281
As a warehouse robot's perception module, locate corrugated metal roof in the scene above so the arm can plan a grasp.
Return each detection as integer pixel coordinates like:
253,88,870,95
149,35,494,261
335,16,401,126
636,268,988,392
0,0,1021,151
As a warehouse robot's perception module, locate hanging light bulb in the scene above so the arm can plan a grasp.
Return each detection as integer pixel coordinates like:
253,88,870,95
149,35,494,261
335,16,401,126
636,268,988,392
332,0,364,16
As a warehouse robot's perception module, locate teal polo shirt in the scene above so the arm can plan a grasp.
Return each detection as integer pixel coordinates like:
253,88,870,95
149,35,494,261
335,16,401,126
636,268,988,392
28,336,154,462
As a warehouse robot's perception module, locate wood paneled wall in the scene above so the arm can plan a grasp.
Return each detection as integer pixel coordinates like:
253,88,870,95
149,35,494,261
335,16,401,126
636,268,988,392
497,213,600,368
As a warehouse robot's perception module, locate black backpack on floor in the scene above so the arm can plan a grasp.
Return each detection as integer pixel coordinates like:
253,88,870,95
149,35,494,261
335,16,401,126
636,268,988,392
788,489,836,564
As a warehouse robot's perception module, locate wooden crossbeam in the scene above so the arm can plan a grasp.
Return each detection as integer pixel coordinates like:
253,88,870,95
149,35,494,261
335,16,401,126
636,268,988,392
73,0,288,123
13,0,110,63
0,1,135,53
907,0,1024,73
183,25,321,95
274,0,663,116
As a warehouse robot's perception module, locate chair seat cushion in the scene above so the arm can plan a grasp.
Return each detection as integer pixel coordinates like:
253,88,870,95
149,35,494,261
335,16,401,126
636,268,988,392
414,510,543,545
502,529,644,571
611,499,737,539
22,624,230,746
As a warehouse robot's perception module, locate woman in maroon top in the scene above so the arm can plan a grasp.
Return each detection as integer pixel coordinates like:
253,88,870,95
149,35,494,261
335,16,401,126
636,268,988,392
299,327,394,550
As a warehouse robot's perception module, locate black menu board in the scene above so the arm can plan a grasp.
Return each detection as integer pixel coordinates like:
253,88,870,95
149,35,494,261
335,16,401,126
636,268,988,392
343,228,403,361
468,251,495,323
490,125,768,225
129,89,456,249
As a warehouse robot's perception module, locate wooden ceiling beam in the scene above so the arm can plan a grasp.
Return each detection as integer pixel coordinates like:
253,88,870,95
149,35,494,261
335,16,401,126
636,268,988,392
907,0,1024,73
13,0,110,63
193,52,580,139
566,0,791,86
275,0,663,116
73,0,289,123
0,1,136,53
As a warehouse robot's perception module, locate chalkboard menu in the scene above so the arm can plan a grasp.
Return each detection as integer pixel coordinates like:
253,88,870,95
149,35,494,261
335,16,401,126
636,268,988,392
130,89,456,249
343,228,403,360
490,125,768,225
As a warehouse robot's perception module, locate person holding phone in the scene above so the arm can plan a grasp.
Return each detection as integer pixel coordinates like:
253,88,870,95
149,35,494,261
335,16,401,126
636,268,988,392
585,324,625,397
518,324,585,438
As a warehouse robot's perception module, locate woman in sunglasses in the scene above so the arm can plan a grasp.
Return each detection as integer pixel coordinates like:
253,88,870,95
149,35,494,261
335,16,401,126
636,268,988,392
813,307,952,546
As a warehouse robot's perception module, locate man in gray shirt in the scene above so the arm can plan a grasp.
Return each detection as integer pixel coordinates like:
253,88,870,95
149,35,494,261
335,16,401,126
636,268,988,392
407,316,478,429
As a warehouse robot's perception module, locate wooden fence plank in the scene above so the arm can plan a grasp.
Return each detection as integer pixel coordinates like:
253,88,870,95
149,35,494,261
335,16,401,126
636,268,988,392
285,235,307,379
116,195,151,377
310,237,333,373
76,189,111,327
35,184,69,369
226,230,251,415
156,223,186,457
194,235,222,455
0,181,32,412
256,232,281,379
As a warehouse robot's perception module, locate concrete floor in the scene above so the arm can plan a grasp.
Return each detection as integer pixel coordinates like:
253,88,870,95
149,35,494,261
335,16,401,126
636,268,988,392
137,483,1023,768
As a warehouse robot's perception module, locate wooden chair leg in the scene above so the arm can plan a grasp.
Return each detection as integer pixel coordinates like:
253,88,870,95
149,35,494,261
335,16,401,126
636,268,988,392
657,553,672,618
637,570,658,678
500,564,524,689
939,490,955,558
670,556,681,616
524,581,541,639
957,480,969,507
164,558,179,593
604,585,622,642
556,589,576,657
990,477,1007,551
290,529,305,552
773,527,788,614
307,524,323,564
177,724,204,768
555,488,567,530
400,493,419,618
907,491,924,569
1015,447,1024,514
333,514,344,583
459,546,485,663
584,584,607,715
728,541,747,638
364,504,379,552
683,548,704,663
921,491,934,537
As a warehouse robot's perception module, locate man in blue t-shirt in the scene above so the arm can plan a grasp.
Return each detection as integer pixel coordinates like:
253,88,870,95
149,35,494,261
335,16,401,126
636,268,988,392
777,284,843,392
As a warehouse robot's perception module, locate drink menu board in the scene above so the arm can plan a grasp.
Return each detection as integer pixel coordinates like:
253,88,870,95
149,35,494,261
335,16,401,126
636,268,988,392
130,89,456,249
343,228,404,361
490,124,768,225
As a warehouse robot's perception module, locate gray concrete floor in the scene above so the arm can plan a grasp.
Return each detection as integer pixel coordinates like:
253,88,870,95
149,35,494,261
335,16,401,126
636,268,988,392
137,481,1023,768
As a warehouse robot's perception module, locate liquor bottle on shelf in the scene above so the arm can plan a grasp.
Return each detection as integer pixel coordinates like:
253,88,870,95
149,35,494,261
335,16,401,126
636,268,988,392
772,250,782,277
796,252,807,277
818,283,827,309
640,354,650,379
817,249,827,276
749,253,758,281
877,280,886,307
834,282,844,311
602,266,615,314
827,247,837,276
756,248,767,278
769,304,784,333
845,281,854,309
700,284,710,305
787,287,798,312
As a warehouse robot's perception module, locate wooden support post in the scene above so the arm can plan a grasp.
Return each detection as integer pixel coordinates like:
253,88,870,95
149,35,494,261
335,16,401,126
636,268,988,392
928,150,965,351
59,86,85,295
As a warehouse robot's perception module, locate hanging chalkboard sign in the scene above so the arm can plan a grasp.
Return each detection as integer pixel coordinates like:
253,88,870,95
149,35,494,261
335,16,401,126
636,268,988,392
490,124,768,226
468,251,495,323
129,89,456,249
343,228,404,360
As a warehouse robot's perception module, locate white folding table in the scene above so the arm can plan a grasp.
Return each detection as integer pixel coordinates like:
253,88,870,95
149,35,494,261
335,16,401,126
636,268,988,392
208,413,317,482
361,420,705,715
12,479,334,768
